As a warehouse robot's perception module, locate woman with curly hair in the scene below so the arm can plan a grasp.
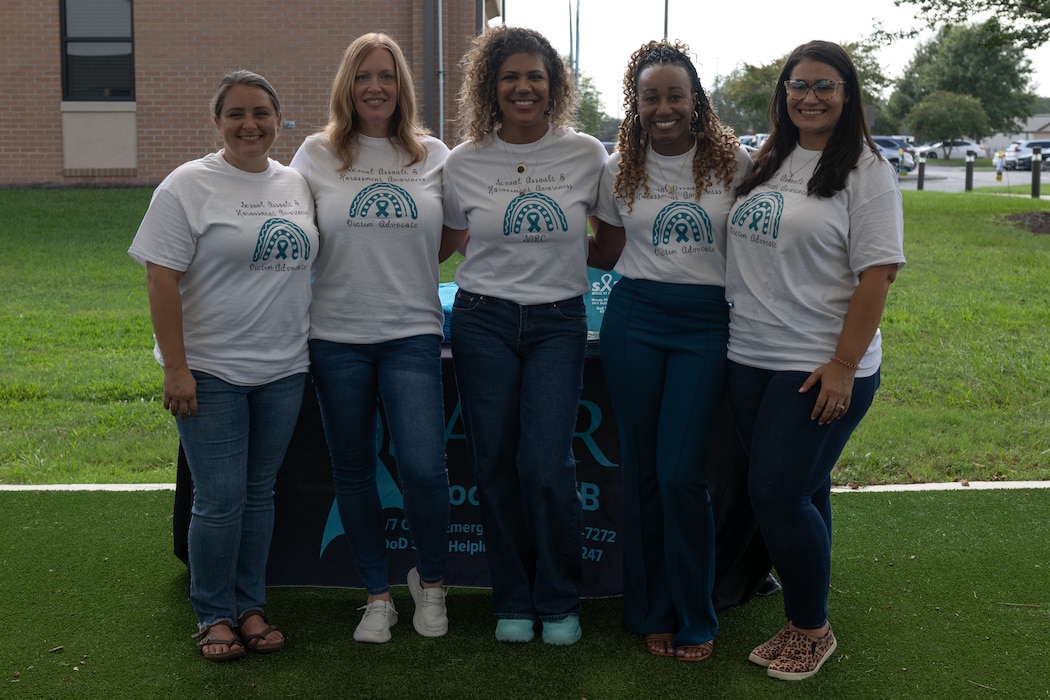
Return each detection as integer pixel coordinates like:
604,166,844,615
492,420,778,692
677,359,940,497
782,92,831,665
442,25,607,646
589,39,752,662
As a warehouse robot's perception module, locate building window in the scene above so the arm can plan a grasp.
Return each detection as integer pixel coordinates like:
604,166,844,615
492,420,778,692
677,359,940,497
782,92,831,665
61,0,134,100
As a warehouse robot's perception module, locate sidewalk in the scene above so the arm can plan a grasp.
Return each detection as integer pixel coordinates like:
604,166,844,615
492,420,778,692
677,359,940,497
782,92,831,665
900,163,1050,194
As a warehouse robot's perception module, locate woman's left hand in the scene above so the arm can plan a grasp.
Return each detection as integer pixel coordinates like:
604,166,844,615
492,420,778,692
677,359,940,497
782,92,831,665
800,362,855,425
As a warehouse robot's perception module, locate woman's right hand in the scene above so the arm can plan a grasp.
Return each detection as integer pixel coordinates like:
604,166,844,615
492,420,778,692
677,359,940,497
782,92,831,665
163,365,197,419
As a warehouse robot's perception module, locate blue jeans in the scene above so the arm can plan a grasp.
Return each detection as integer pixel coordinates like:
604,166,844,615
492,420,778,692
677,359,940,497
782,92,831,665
177,370,306,628
600,278,728,646
309,335,449,593
728,361,880,629
450,290,586,622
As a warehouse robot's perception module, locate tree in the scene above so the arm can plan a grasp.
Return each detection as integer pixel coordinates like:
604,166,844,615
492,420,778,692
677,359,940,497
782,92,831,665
840,40,897,134
710,41,893,136
892,0,1050,48
575,73,607,138
597,116,620,143
907,91,991,154
886,20,1038,139
710,65,777,136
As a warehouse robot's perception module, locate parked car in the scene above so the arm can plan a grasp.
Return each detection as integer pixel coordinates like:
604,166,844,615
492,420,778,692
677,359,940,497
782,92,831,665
873,136,917,159
916,139,987,159
873,136,915,168
1001,139,1050,171
875,140,916,172
737,133,768,151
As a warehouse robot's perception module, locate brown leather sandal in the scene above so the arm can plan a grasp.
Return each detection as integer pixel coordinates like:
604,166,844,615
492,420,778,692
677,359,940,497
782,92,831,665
237,610,285,653
644,633,676,657
195,623,246,662
675,640,714,663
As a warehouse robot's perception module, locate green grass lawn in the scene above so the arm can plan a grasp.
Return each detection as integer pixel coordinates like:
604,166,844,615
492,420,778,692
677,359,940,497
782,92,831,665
1,187,1049,486
2,487,1047,698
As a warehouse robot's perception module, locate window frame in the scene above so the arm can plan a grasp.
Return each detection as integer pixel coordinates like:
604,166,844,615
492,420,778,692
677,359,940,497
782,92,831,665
60,0,136,101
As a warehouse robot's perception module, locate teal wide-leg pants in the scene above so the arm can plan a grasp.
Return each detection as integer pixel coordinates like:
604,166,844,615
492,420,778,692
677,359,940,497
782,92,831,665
599,277,729,647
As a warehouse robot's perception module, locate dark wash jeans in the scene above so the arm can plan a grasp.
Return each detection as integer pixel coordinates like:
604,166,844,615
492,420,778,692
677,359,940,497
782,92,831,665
450,290,586,622
728,361,880,629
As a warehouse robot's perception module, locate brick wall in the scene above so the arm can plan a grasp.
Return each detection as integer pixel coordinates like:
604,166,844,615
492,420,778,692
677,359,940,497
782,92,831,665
0,2,65,185
0,0,478,186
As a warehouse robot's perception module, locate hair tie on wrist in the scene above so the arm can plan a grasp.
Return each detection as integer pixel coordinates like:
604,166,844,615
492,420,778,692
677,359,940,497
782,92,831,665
830,355,859,370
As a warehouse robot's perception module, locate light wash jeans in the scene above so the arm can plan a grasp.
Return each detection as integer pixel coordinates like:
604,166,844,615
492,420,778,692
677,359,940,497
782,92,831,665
177,370,305,627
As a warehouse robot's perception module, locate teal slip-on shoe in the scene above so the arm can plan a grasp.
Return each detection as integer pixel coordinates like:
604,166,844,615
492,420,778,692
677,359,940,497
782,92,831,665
495,618,535,643
541,615,582,646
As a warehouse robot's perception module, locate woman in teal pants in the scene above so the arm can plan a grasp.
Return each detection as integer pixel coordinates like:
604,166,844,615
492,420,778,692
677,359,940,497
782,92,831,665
589,39,751,661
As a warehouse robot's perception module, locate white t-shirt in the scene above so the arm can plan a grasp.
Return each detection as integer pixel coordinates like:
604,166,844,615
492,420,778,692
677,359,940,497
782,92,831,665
725,147,906,376
291,133,448,344
443,127,607,305
596,144,752,285
128,153,319,386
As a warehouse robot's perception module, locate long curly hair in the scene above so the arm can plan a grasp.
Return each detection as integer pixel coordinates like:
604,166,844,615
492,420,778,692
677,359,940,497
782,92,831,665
736,40,881,198
320,32,429,171
455,26,578,143
614,40,739,213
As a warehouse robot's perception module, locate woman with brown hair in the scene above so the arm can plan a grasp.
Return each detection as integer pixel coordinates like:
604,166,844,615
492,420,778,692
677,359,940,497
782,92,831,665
589,39,751,662
442,25,607,646
726,40,905,680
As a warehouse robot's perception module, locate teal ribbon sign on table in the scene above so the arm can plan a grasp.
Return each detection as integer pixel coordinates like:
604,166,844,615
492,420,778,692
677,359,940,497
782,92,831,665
583,267,620,339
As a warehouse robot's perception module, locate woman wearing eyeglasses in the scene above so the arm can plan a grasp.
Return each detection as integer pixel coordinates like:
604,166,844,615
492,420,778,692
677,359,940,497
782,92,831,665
725,41,905,680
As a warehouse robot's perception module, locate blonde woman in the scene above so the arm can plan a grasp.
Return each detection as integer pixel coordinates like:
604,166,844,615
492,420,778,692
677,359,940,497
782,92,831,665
291,33,458,644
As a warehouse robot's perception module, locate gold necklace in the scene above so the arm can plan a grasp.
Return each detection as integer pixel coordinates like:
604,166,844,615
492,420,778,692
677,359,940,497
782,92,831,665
787,148,821,180
499,128,547,175
651,145,692,197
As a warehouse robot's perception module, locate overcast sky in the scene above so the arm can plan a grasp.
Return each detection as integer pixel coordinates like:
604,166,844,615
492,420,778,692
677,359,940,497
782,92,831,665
487,0,1050,118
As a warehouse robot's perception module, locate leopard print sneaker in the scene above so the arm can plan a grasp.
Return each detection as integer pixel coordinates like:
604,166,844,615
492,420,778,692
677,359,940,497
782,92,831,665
766,626,837,681
747,624,793,667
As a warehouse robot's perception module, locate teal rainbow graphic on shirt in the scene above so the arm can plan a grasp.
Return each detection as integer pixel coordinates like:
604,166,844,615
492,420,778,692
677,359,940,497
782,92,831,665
253,218,312,262
731,191,784,239
502,192,568,236
347,182,419,219
651,201,713,246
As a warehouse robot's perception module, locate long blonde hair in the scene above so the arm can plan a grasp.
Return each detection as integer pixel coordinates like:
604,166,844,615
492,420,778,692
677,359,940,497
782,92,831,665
321,33,429,170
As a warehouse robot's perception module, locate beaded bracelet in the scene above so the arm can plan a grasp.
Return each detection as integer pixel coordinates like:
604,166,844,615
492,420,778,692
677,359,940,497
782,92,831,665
830,355,859,370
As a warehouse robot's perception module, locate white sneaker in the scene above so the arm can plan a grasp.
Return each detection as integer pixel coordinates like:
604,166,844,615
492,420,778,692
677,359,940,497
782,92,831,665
353,599,398,643
407,567,448,637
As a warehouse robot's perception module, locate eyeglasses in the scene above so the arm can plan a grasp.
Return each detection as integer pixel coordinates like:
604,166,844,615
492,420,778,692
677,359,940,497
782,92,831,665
783,79,846,101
